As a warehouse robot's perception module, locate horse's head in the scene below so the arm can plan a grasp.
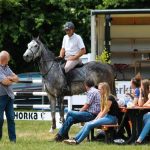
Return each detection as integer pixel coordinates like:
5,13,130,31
23,37,42,62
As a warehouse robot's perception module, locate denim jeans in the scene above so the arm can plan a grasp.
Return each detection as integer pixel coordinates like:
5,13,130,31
0,95,16,141
75,114,118,143
138,112,150,142
58,110,96,137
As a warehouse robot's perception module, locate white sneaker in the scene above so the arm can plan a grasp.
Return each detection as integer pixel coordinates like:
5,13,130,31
114,139,125,144
64,139,77,145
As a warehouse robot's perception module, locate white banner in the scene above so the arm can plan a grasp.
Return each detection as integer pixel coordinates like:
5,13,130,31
115,81,131,100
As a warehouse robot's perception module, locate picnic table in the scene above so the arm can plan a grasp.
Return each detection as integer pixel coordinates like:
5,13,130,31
120,106,150,144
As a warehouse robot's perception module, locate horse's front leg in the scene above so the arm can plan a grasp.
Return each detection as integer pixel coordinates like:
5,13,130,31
47,94,56,133
57,96,65,124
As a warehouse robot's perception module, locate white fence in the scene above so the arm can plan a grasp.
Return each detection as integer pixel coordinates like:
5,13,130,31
13,80,131,110
4,80,131,124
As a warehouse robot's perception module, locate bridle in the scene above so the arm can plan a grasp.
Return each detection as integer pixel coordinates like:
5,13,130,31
38,60,54,78
27,40,40,61
36,41,57,78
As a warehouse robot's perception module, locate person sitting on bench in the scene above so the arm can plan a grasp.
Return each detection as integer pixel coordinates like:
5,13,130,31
54,78,100,142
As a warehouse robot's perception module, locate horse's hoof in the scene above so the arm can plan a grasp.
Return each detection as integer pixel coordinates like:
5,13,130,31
59,120,63,124
59,118,65,124
49,127,54,133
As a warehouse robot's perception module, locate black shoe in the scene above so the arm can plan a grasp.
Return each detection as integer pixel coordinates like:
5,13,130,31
54,134,69,142
134,141,142,145
10,140,16,143
54,134,64,142
64,134,69,140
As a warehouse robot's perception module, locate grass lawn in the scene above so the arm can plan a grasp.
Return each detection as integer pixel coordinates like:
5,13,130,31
0,120,149,150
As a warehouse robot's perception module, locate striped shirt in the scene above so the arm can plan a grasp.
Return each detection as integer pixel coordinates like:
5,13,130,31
0,65,14,99
86,87,100,115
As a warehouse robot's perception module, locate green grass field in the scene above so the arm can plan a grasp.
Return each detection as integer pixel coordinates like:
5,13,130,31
0,120,149,150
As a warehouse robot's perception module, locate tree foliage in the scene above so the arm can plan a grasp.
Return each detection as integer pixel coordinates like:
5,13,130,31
0,0,149,73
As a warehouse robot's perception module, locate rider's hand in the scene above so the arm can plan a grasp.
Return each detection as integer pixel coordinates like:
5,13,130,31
54,56,63,61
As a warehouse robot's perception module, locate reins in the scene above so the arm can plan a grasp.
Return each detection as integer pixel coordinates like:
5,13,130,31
38,60,54,78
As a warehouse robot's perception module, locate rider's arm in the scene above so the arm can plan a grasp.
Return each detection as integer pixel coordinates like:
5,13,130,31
68,48,86,61
74,48,86,59
59,48,65,58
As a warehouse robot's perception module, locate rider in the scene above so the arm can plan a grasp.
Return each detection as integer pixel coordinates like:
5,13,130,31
57,21,86,73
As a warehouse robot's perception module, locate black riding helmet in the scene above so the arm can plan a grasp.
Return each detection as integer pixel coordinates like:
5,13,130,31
64,22,75,30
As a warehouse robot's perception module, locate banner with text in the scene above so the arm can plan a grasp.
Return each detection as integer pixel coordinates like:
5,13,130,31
4,111,51,120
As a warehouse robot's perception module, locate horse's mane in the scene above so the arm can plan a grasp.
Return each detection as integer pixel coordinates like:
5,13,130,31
37,39,55,60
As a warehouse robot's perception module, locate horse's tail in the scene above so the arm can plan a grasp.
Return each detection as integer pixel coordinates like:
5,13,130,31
110,64,116,96
110,64,117,80
112,77,116,96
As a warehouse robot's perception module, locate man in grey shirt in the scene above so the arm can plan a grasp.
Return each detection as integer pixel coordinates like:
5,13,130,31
0,51,18,142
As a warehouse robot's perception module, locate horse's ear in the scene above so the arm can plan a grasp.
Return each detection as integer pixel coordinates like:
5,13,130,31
31,35,40,42
32,36,35,40
31,30,40,40
36,36,40,41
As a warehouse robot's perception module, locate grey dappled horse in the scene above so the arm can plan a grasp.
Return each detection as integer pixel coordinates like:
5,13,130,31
23,37,116,132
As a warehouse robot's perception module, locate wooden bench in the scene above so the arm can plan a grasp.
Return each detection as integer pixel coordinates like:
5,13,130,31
90,124,119,143
81,122,119,143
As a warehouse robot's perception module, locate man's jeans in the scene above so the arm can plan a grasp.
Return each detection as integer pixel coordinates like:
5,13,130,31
58,110,96,137
0,95,16,141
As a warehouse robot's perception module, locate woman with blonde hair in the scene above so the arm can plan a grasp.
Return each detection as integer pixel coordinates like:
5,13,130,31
64,82,120,144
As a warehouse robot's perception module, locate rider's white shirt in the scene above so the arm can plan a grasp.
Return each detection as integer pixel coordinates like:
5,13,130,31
62,33,85,58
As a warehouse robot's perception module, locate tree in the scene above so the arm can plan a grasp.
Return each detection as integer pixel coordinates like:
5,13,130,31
0,0,149,73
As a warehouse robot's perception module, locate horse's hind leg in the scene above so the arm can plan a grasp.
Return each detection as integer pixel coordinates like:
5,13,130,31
47,94,56,133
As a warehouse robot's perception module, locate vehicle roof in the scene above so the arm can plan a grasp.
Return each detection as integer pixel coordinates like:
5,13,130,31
17,72,41,78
